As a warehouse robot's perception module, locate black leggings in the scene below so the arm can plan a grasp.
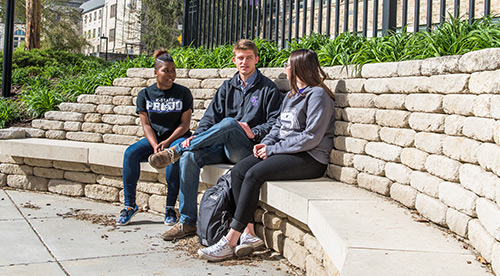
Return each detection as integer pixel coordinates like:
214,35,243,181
229,152,327,232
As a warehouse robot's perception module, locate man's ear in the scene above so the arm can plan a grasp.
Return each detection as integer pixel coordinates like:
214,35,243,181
255,56,259,64
232,56,237,64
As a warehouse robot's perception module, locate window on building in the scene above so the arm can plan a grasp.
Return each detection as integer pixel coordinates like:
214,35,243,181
110,4,117,18
93,28,96,38
84,15,87,23
99,10,102,19
94,11,97,21
109,28,115,42
98,27,101,37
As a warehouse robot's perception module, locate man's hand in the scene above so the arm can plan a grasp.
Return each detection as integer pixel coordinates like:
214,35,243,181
180,136,196,148
238,121,255,139
253,143,267,159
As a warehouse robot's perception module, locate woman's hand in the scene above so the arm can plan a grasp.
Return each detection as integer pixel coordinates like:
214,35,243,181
155,140,171,153
253,143,267,159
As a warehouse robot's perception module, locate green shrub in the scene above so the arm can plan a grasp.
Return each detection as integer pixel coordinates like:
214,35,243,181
0,98,21,128
20,76,63,118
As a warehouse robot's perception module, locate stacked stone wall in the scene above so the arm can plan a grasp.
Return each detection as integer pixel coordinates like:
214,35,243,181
23,67,289,145
3,48,500,275
327,48,500,273
0,154,170,212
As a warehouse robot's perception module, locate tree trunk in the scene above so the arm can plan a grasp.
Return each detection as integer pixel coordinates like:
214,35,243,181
25,0,41,50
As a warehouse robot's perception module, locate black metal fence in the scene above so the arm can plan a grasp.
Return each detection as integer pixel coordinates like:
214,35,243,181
182,0,493,49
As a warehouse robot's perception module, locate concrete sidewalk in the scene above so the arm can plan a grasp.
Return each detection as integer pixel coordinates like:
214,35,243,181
0,189,294,276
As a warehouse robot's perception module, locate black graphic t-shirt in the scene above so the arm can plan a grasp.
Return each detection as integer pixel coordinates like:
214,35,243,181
136,83,193,140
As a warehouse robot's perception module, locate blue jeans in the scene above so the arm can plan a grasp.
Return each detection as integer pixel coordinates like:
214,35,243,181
175,118,254,225
122,136,186,213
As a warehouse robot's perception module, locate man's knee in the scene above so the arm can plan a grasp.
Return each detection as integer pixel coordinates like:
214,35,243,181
218,117,239,128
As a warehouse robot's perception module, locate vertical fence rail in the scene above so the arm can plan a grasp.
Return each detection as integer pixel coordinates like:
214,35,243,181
344,0,349,33
426,0,432,31
454,0,460,18
373,0,379,37
362,0,368,36
287,0,292,42
335,0,341,36
281,0,286,47
440,0,446,26
326,0,332,36
183,0,489,49
469,0,475,23
353,0,359,34
274,0,279,43
402,0,408,29
318,0,323,34
302,0,307,36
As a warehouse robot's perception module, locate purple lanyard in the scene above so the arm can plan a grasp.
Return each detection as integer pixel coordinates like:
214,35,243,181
297,87,307,95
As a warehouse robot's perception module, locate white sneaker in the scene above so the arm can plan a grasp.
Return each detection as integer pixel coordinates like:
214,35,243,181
235,232,264,257
198,236,235,262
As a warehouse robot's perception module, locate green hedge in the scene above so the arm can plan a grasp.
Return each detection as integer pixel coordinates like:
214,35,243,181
1,16,500,129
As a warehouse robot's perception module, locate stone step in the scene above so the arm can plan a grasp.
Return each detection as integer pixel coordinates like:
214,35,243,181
262,179,489,275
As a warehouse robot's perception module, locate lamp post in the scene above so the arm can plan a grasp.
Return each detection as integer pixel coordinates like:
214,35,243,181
100,34,108,61
2,0,15,98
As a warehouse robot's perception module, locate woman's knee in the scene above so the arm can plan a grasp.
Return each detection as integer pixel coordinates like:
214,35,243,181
124,146,140,161
242,169,265,190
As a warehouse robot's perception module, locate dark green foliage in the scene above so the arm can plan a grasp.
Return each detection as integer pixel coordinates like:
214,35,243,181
0,49,154,128
0,99,21,129
3,15,500,129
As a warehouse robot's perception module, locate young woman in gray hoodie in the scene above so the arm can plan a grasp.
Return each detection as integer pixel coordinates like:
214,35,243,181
198,49,336,262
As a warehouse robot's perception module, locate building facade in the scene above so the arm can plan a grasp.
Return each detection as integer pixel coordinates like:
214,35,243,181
0,24,26,52
80,0,142,55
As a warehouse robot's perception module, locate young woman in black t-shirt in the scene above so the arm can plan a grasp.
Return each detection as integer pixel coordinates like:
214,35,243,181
117,50,193,226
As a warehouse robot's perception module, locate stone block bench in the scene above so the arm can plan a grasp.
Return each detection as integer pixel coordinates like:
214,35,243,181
0,137,490,275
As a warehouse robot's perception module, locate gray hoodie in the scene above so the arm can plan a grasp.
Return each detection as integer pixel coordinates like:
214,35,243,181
261,86,335,164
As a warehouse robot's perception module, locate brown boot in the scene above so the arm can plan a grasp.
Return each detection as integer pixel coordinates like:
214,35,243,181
161,223,197,241
148,147,180,169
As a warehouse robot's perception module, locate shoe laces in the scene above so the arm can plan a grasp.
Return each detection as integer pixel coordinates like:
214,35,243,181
120,206,134,217
206,237,229,254
167,148,175,161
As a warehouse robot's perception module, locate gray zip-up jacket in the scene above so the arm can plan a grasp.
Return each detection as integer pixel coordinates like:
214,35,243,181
261,86,335,164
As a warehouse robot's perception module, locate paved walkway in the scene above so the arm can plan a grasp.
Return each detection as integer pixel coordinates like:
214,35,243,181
0,189,295,276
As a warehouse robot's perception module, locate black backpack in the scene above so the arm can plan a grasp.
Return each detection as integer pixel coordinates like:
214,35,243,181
197,172,235,246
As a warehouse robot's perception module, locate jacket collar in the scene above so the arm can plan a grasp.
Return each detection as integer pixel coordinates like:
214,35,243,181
229,69,263,92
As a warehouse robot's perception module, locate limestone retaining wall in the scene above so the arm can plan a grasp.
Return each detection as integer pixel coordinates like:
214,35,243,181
0,153,333,275
327,48,500,273
3,47,500,274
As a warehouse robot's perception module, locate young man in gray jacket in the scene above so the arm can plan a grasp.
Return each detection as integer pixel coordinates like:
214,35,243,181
148,39,283,241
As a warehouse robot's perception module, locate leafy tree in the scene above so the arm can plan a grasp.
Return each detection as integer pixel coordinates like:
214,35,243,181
40,0,89,52
139,0,183,53
0,0,88,53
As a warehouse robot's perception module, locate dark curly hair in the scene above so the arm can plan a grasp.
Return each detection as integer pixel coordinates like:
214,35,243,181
153,49,175,69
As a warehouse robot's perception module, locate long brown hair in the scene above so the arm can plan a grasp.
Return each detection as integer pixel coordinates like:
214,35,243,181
288,49,334,99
